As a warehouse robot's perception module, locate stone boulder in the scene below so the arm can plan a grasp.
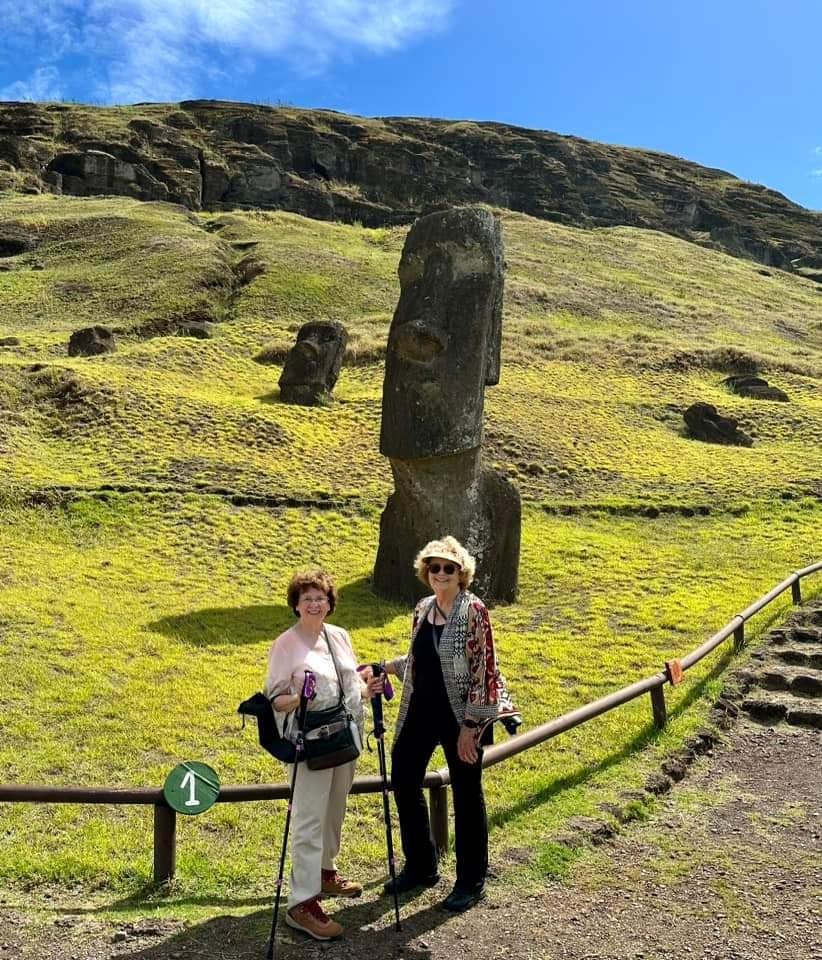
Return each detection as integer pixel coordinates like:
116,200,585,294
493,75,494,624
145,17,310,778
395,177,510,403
722,375,789,402
683,402,753,447
235,253,268,285
68,326,116,357
278,320,348,405
0,224,38,258
175,319,214,339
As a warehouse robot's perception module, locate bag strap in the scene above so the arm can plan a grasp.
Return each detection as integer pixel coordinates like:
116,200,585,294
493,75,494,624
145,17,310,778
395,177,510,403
322,627,348,711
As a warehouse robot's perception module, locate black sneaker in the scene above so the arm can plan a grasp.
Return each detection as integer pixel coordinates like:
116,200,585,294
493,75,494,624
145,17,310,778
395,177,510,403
441,883,486,912
383,869,440,895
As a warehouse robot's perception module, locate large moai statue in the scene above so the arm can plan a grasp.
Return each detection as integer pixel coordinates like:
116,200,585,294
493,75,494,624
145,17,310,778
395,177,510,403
373,206,521,604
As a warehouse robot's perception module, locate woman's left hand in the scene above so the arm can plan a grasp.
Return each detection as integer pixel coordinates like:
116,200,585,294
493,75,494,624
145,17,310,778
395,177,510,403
457,725,480,764
365,674,385,697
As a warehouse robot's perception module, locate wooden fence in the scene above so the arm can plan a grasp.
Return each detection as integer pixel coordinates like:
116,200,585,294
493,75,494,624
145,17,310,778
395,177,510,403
1,560,820,882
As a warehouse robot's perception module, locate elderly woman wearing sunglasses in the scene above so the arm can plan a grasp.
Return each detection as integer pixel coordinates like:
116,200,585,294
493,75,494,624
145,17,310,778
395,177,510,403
379,535,500,913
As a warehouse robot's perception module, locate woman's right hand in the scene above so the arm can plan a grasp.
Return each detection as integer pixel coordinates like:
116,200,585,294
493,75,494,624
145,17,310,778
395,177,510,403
272,693,300,713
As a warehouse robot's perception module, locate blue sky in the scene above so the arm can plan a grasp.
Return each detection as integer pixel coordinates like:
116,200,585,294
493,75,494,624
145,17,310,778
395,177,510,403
1,0,820,210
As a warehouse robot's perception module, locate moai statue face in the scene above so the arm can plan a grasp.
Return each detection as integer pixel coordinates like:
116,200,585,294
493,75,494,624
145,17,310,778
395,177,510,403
279,320,348,405
380,207,504,459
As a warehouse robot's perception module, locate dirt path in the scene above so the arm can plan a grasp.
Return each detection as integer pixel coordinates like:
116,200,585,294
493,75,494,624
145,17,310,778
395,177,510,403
1,714,819,960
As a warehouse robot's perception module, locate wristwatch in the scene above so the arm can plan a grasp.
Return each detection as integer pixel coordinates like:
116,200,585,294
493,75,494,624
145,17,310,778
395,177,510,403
463,718,480,730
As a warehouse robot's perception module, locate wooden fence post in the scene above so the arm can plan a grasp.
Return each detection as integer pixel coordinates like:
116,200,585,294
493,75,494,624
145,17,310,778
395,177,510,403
734,623,745,653
153,803,176,883
429,785,449,859
650,686,667,729
792,579,802,604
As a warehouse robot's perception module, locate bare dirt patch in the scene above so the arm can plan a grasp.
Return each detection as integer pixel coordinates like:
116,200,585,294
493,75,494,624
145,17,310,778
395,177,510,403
1,718,818,960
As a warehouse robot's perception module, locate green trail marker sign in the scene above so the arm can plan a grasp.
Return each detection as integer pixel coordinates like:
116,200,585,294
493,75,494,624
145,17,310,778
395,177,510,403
163,761,220,815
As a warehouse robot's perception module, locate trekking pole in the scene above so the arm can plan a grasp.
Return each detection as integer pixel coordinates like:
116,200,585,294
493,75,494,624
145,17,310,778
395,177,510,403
265,670,316,960
370,663,401,932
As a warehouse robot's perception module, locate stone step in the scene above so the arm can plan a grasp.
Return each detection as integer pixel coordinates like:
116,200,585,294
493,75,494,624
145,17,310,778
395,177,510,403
749,663,822,698
771,647,822,670
797,606,822,626
742,693,822,729
768,625,822,645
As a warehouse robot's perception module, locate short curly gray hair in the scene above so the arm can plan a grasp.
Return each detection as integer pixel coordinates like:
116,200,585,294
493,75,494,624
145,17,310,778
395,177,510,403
414,535,476,589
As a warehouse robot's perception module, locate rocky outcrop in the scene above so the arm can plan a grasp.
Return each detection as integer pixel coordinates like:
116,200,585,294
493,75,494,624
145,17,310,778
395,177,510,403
683,401,753,447
68,326,116,357
722,375,789,402
0,223,38,257
374,206,520,604
278,320,348,405
0,101,820,279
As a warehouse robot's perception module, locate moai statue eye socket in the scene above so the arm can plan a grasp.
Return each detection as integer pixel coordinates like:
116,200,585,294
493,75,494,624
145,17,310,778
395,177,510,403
380,208,503,460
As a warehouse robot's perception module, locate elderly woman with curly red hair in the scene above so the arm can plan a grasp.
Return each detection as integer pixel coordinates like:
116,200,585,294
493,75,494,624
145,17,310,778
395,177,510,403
380,536,500,913
265,568,381,941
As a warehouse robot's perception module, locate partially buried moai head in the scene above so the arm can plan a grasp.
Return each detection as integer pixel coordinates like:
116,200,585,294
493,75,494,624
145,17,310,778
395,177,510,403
380,206,504,459
279,320,348,405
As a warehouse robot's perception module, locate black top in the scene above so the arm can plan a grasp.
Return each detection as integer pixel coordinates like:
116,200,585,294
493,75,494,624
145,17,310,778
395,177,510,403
411,618,449,708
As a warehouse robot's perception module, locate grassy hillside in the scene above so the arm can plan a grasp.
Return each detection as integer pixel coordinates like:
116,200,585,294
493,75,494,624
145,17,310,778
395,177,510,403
0,192,819,905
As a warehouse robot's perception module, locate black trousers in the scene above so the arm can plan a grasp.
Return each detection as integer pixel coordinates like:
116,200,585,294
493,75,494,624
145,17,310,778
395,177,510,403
391,695,488,889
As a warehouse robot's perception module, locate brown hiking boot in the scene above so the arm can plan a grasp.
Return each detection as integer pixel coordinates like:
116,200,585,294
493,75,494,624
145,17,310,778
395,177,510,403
321,868,363,899
285,897,343,940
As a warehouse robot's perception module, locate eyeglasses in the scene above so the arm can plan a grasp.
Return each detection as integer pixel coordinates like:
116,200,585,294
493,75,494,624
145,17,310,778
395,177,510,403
300,595,329,606
427,562,458,575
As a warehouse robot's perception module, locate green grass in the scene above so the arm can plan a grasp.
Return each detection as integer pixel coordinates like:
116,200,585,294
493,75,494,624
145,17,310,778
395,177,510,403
0,193,820,906
0,495,817,899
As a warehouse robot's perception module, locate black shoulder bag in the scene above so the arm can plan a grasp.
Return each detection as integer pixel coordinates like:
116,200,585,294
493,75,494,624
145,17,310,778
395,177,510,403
302,628,362,770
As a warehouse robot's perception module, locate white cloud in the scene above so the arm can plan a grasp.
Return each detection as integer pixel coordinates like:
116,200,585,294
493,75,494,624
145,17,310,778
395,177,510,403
0,0,457,104
1,66,64,102
812,169,822,178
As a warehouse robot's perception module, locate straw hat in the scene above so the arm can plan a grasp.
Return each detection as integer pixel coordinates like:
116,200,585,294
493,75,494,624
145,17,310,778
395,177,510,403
414,535,476,587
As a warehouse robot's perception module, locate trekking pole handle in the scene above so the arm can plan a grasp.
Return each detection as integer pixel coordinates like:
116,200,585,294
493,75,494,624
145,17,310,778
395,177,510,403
302,670,317,702
294,670,316,752
357,662,394,700
370,662,387,738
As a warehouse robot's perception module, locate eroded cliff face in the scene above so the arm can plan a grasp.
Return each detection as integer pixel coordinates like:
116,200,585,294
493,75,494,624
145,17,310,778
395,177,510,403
1,99,820,280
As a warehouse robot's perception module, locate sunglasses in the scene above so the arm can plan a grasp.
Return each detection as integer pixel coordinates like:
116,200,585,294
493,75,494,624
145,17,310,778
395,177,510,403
427,562,458,575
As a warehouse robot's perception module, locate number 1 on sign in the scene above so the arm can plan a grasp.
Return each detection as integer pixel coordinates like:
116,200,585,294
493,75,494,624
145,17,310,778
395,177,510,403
180,770,200,807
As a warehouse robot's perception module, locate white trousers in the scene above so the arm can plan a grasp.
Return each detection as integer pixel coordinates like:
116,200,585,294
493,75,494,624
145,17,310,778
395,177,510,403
286,758,357,907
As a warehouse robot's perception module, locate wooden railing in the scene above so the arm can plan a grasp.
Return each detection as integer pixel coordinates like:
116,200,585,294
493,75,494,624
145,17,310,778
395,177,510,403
1,560,820,882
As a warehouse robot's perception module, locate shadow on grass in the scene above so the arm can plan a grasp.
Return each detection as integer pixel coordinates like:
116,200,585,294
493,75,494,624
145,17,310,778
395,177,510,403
256,389,350,408
147,578,407,646
486,643,735,833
